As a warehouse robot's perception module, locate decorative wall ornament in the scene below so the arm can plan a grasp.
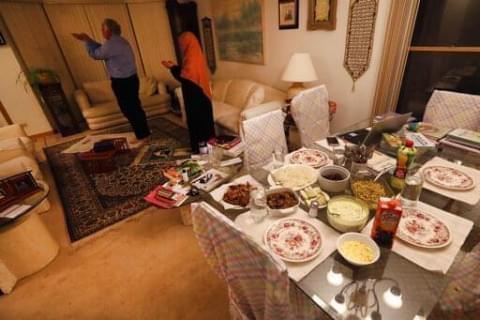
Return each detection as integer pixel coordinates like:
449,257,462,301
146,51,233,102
278,0,299,30
344,0,378,90
201,17,216,73
307,0,337,30
212,0,264,65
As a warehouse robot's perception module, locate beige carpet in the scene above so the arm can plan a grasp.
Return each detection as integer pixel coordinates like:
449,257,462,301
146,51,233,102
0,162,230,319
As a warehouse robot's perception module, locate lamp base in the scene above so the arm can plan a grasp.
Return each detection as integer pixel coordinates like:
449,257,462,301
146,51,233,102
286,82,306,100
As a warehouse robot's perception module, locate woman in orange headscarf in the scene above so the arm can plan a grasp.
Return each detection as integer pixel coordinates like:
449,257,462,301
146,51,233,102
162,32,215,153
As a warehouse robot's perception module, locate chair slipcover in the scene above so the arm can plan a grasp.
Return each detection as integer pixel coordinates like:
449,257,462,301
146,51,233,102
240,109,287,170
191,202,327,320
423,90,480,130
291,85,330,148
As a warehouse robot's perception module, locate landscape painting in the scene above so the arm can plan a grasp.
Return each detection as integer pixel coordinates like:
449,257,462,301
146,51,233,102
213,0,264,65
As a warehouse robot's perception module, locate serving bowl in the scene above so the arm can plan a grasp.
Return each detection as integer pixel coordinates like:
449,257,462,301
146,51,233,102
318,165,351,193
336,232,380,266
265,187,299,217
327,196,369,232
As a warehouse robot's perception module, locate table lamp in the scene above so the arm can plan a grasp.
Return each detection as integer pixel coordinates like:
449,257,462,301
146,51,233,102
281,53,318,100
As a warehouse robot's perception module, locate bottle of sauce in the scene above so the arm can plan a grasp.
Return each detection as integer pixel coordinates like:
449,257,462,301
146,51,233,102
371,197,403,249
391,139,416,190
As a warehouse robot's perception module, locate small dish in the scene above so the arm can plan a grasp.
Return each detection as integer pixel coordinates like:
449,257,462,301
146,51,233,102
336,233,380,266
327,195,369,232
318,165,350,193
266,187,299,217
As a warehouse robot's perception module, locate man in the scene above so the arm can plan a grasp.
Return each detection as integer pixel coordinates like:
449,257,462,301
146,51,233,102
72,18,150,144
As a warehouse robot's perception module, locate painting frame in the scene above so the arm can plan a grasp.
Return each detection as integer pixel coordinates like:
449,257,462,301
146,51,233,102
278,0,299,30
212,0,265,65
307,0,337,31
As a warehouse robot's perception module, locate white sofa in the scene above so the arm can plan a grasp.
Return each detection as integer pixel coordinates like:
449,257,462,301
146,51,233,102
74,77,171,130
176,79,286,134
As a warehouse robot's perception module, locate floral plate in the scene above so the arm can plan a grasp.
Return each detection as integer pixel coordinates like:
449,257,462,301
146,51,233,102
423,166,475,191
396,208,452,249
264,218,322,262
288,149,329,168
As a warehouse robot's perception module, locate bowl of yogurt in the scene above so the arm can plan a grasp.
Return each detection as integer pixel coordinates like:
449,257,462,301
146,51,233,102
327,195,369,232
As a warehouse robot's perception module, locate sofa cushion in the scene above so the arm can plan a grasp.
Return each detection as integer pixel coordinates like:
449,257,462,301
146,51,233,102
139,77,157,96
140,94,170,108
216,108,242,134
223,80,259,110
83,80,116,104
244,86,265,109
82,101,120,118
212,79,231,103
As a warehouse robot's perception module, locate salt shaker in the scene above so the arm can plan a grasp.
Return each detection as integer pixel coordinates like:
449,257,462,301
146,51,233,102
308,201,319,218
181,168,189,183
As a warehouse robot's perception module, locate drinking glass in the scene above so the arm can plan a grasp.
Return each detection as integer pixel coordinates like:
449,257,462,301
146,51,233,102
249,187,267,223
272,146,285,169
208,146,224,168
400,166,424,207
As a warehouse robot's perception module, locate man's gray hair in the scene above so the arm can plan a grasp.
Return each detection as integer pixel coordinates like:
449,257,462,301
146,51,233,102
103,18,121,35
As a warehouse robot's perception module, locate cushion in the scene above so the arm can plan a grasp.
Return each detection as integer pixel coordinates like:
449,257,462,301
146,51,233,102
224,80,259,110
216,108,242,134
82,80,115,104
139,77,157,97
244,86,265,109
212,101,234,120
212,79,232,103
140,94,170,107
241,101,284,120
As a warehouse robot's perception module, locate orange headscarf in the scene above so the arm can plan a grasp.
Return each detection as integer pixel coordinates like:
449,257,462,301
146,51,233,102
179,32,212,99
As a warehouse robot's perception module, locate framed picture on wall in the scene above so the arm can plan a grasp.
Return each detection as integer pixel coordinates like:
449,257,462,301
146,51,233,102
307,0,337,30
278,0,299,29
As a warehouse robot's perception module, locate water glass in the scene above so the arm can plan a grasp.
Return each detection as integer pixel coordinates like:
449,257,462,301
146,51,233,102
272,147,285,169
249,187,267,223
400,166,424,207
208,146,224,168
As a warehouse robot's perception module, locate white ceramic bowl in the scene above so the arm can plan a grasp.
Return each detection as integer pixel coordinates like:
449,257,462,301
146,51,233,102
336,233,380,266
327,196,369,233
318,165,351,193
265,187,299,217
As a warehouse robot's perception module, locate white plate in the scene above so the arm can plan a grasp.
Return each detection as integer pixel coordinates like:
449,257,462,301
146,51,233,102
287,149,329,168
423,165,475,191
211,175,262,210
264,218,323,263
396,208,452,249
268,164,318,191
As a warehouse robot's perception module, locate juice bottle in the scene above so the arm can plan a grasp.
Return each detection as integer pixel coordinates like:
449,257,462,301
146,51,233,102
391,139,416,190
371,197,403,249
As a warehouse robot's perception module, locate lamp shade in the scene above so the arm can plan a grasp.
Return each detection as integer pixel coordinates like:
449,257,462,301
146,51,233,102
281,53,318,82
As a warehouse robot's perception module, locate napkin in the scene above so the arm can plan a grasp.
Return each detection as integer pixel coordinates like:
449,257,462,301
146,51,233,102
420,157,480,205
361,201,473,274
210,175,262,210
235,209,340,282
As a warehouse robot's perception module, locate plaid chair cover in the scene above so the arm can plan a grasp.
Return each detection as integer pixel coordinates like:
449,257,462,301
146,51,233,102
291,85,330,148
430,243,480,319
191,202,327,320
423,90,480,130
240,109,287,170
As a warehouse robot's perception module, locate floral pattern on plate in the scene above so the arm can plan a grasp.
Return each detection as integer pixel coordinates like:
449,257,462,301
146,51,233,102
423,165,475,191
397,208,451,249
289,149,329,168
264,218,322,262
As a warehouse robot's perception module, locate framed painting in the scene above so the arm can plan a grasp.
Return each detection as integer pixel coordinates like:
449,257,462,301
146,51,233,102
307,0,337,30
212,0,265,65
279,0,299,29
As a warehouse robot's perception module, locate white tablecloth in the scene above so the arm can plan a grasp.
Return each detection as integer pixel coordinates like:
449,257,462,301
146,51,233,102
362,201,473,274
235,209,340,282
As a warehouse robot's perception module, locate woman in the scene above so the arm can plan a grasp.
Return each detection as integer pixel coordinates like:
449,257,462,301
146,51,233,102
162,32,215,153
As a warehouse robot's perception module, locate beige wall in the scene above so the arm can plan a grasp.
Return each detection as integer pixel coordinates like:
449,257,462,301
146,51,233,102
196,0,392,133
0,45,52,135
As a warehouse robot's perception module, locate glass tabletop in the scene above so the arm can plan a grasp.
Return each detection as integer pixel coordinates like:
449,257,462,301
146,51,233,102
202,141,480,320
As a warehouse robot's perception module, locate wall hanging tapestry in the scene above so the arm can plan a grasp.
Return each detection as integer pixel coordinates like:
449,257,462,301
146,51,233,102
212,0,264,64
344,0,378,89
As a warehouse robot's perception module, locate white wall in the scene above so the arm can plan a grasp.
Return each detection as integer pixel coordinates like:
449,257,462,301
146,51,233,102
0,45,52,135
195,0,392,132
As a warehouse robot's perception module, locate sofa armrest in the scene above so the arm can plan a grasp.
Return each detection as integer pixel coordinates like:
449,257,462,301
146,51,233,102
0,124,27,140
157,82,168,96
240,100,284,121
74,89,91,112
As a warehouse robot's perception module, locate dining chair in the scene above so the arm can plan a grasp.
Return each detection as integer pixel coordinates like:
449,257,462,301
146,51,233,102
240,109,288,170
423,90,480,130
191,202,327,320
291,85,330,148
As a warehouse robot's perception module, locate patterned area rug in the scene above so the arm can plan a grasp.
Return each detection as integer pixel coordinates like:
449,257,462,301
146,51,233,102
45,117,190,241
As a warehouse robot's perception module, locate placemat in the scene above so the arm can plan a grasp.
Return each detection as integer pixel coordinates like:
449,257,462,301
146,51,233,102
421,157,480,205
235,209,340,282
362,201,473,274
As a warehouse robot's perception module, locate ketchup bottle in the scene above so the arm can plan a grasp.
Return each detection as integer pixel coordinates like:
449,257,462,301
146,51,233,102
371,197,403,249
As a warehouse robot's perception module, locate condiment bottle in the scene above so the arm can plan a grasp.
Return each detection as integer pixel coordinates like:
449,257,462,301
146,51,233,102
181,168,189,183
391,139,417,190
371,197,403,249
308,201,319,218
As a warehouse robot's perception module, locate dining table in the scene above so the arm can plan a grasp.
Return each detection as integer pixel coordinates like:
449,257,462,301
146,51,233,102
174,130,480,320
